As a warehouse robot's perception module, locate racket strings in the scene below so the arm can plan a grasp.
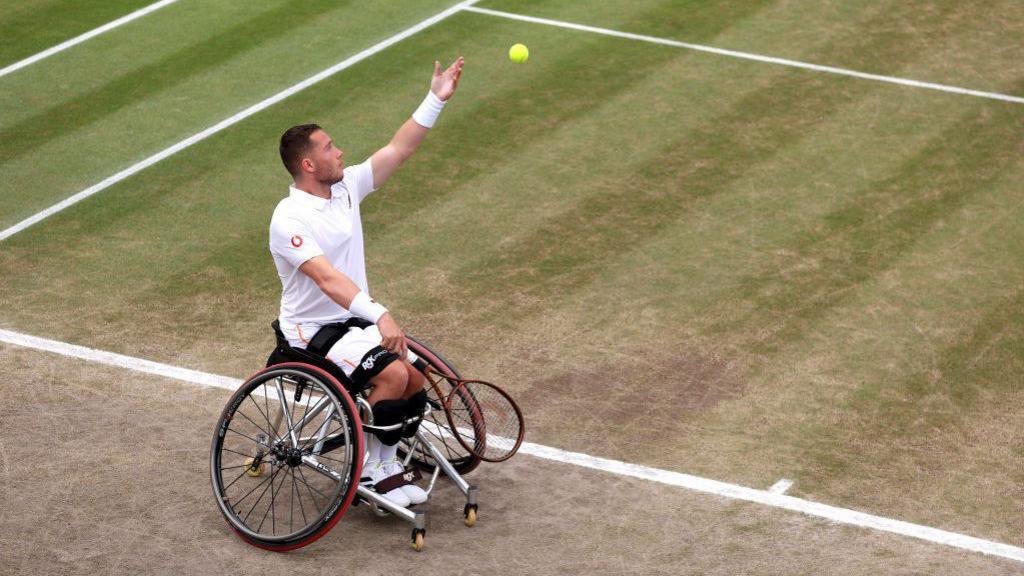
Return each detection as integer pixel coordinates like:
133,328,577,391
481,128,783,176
427,371,524,462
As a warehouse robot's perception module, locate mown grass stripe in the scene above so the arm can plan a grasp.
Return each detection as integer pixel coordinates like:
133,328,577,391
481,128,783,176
0,0,181,79
0,0,347,165
705,80,1024,356
445,0,971,329
358,0,775,240
0,0,479,244
465,6,1024,105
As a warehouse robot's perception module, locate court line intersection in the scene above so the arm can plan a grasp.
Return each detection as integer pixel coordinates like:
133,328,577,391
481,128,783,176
465,6,1024,105
4,1,1021,244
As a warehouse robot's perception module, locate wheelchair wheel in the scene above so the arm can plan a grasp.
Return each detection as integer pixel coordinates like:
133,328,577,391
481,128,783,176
210,363,363,551
400,335,483,475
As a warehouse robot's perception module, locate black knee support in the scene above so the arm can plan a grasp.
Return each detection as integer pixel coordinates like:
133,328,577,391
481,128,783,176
371,400,407,446
402,390,428,439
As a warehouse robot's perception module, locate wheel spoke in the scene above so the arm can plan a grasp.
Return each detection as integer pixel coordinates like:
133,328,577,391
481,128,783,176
295,465,331,509
241,466,282,523
222,465,256,492
226,426,271,447
213,369,362,544
235,405,276,443
246,393,277,441
294,468,308,526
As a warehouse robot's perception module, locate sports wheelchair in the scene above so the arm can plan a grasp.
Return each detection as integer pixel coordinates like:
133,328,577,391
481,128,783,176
209,321,482,551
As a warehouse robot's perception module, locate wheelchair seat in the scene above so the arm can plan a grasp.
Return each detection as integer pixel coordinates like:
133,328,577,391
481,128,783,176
267,320,363,394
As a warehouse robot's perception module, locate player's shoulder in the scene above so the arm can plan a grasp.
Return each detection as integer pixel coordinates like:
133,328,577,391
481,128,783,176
269,195,309,232
271,192,307,219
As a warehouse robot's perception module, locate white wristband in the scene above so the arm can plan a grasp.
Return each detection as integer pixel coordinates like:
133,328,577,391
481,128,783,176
411,91,445,128
348,291,388,323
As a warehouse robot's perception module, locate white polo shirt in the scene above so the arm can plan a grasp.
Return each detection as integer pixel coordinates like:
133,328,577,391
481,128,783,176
269,159,377,332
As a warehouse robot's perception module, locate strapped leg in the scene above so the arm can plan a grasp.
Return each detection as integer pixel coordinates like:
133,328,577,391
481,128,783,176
402,390,428,439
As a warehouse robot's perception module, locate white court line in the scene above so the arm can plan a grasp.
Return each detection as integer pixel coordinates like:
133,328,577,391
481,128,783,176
0,0,479,243
0,0,183,79
768,478,794,494
1,326,1022,564
464,6,1024,106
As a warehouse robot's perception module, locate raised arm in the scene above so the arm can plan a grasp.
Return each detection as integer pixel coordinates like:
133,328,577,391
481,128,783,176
371,57,464,189
299,256,407,358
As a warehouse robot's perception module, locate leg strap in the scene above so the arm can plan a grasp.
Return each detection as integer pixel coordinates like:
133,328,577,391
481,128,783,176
374,467,423,493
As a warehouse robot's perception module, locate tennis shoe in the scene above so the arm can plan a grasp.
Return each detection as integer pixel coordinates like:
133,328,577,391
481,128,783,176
362,460,411,508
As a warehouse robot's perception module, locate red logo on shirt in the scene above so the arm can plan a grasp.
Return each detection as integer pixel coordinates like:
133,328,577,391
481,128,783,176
291,235,303,248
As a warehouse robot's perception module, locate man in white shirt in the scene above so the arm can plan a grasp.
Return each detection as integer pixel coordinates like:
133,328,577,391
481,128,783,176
268,57,465,508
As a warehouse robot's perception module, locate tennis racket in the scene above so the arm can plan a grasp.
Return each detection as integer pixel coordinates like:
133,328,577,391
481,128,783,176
422,368,524,463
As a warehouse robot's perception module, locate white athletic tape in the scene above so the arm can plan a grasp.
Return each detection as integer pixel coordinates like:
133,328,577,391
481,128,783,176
1,325,1021,563
0,0,183,79
464,6,1024,106
0,0,480,243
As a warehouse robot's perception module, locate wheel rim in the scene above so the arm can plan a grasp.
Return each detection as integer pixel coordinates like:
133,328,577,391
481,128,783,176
211,368,357,543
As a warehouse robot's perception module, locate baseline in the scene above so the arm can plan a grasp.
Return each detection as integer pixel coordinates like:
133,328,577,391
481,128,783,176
0,0,479,243
0,0,183,79
464,6,1024,106
0,326,1021,564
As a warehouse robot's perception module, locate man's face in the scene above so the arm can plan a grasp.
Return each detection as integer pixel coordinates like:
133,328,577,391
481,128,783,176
304,129,344,184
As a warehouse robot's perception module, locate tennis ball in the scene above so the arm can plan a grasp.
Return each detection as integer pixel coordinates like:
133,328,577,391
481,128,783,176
509,43,529,63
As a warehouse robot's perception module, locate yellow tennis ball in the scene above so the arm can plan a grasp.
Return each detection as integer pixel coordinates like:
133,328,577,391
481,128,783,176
509,43,529,63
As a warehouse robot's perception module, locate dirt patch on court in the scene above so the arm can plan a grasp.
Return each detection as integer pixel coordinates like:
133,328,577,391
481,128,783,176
521,345,743,417
2,345,1022,575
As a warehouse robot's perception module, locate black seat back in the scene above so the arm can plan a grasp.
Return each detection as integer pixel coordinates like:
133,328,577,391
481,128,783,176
268,320,362,394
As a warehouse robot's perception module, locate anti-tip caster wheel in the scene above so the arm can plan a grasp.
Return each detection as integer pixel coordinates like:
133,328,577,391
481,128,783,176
243,457,265,477
411,528,426,552
464,503,478,527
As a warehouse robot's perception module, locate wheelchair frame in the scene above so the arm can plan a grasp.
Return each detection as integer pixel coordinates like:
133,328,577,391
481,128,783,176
210,332,481,552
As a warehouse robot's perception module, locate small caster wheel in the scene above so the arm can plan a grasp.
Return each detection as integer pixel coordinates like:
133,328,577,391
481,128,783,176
463,503,478,527
243,457,264,477
411,528,426,552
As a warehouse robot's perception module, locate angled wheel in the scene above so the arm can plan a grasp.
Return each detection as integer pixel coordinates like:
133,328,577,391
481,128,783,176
210,363,363,551
399,335,483,476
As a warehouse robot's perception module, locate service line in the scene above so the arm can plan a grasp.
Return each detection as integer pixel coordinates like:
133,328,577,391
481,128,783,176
0,0,480,243
0,0,183,79
0,326,1021,564
464,6,1024,106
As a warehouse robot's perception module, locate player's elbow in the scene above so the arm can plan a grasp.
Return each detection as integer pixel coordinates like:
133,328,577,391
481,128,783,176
387,141,416,163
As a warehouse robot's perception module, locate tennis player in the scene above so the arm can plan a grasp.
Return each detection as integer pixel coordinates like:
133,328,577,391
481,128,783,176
269,57,465,507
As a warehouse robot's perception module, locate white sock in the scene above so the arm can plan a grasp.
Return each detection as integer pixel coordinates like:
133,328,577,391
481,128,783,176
365,434,382,465
380,441,399,463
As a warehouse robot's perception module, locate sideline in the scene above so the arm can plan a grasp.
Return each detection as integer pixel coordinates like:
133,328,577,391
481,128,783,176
1,326,1021,564
464,6,1024,106
0,0,183,79
0,0,480,243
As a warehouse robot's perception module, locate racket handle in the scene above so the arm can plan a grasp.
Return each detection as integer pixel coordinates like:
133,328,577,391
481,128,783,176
409,354,429,373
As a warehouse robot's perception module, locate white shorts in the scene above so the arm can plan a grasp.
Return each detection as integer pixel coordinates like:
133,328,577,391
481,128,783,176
282,321,416,384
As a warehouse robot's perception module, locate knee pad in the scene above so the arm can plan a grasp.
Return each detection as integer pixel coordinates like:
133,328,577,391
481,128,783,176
371,399,407,446
401,390,428,439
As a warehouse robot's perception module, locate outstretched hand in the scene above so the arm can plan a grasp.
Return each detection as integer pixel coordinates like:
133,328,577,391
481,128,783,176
430,56,465,101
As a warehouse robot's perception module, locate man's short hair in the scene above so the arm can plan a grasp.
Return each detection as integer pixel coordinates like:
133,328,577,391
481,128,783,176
279,124,322,177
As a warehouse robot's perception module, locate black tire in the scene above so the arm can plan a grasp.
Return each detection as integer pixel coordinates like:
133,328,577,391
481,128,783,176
400,334,483,475
210,363,363,551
